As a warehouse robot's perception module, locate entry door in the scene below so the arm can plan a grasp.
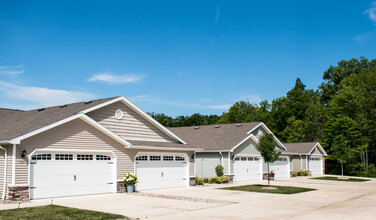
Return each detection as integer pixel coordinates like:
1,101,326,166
270,157,289,179
30,152,115,199
234,156,261,182
309,157,322,175
135,155,188,191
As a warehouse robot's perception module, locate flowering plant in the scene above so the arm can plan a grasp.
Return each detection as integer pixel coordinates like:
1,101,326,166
269,170,275,176
123,172,138,185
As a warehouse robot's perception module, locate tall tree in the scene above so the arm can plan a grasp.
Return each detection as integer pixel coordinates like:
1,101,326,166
256,134,280,187
331,136,353,177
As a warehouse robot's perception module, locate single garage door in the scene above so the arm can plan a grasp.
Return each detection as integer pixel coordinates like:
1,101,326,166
135,153,189,191
270,157,289,179
30,151,115,200
234,156,262,182
309,157,322,175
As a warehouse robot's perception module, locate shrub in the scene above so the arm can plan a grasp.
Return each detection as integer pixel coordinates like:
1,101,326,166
292,171,298,177
215,165,224,177
123,172,138,185
209,176,229,184
297,170,309,176
195,177,204,185
355,164,376,178
203,177,209,183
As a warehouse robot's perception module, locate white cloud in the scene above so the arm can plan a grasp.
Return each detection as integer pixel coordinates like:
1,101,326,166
205,104,232,110
214,6,221,23
354,32,376,44
364,2,376,24
238,94,263,104
0,81,95,109
87,72,145,84
0,65,24,75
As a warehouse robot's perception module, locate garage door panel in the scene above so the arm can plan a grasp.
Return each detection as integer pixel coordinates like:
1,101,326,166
234,157,262,182
270,157,289,179
309,158,322,175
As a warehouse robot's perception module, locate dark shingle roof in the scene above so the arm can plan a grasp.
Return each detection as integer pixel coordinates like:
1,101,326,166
168,122,262,151
0,97,119,141
281,142,318,154
128,140,197,149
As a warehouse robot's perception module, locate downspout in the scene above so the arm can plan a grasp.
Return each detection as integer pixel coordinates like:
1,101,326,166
228,152,231,175
300,154,302,170
11,144,16,185
0,146,7,200
306,155,308,170
219,152,223,167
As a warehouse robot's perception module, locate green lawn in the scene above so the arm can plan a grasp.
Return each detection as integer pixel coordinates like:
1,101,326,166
311,176,370,182
220,184,315,194
0,205,127,220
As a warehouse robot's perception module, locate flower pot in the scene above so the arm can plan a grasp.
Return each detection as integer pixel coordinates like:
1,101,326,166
126,184,134,193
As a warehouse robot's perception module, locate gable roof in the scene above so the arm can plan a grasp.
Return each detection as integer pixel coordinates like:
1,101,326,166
0,97,118,142
281,142,327,156
168,122,285,151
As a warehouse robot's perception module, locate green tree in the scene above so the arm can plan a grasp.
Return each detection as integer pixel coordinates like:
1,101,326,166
256,134,281,187
331,136,353,177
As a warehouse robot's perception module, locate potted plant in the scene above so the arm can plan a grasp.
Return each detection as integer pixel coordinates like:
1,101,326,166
123,172,138,193
269,171,275,180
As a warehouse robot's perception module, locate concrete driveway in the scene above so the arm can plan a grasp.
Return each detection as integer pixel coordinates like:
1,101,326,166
1,176,375,219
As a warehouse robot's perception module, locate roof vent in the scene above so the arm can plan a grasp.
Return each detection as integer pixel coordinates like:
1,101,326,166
215,125,220,128
59,105,67,108
37,108,45,112
194,126,200,129
237,123,242,127
84,101,93,104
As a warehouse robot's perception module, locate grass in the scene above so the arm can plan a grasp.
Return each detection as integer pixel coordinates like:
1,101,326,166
0,205,128,220
220,184,315,194
311,176,370,182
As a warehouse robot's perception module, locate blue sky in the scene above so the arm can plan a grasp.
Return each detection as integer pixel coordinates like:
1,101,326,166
1,0,376,116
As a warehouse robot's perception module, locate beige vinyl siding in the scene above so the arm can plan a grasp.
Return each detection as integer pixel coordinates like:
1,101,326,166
292,155,301,171
302,155,308,170
15,119,194,185
87,101,175,142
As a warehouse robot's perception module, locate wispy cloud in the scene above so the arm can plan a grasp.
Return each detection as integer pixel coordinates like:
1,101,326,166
0,65,24,75
87,72,145,84
364,2,376,24
205,104,232,110
214,6,221,24
0,81,95,109
238,94,263,104
354,32,376,44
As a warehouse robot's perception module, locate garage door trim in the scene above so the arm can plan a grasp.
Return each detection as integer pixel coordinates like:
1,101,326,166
233,154,263,182
28,148,117,200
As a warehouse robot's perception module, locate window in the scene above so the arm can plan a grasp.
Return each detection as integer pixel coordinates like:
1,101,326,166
163,156,173,161
31,154,51,160
248,157,254,161
175,156,185,161
254,158,259,161
55,154,73,160
150,156,161,161
135,156,148,161
234,157,240,161
96,155,111,160
77,154,93,160
241,157,247,161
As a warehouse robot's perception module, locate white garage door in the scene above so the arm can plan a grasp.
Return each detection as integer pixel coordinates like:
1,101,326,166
30,151,115,200
309,157,322,175
135,154,189,191
270,157,289,179
234,156,262,182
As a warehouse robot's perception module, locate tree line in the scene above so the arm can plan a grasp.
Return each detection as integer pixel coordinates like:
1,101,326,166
149,57,376,177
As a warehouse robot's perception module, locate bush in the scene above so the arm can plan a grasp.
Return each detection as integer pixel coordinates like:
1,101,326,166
203,177,210,183
292,171,298,177
195,177,204,185
215,165,224,177
297,170,309,176
123,172,138,185
355,164,376,178
209,176,229,184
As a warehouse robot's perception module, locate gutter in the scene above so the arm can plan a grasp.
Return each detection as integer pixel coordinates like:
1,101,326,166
130,145,203,151
0,146,7,200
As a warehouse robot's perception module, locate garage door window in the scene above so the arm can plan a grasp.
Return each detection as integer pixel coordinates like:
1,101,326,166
234,157,240,161
96,155,111,160
241,157,247,161
175,156,185,161
150,156,161,161
55,154,73,160
163,156,174,161
32,154,51,160
77,154,93,160
136,156,148,161
254,158,259,161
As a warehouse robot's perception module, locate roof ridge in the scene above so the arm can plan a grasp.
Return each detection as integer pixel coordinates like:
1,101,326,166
168,122,262,128
0,108,24,112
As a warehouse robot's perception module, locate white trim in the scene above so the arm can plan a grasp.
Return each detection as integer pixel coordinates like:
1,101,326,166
245,123,287,150
0,146,7,200
219,152,223,167
28,148,118,200
306,155,308,170
308,143,328,156
196,150,231,153
300,155,302,170
234,154,262,157
130,145,201,151
81,96,188,145
0,141,12,145
227,152,231,175
11,144,16,185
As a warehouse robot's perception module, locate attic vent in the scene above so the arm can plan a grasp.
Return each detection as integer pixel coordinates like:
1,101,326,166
215,125,220,128
59,105,67,108
84,101,93,104
237,124,242,127
37,108,45,112
194,126,200,129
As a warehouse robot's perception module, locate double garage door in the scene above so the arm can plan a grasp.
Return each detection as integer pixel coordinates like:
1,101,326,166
135,153,189,191
30,151,115,200
234,156,262,182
